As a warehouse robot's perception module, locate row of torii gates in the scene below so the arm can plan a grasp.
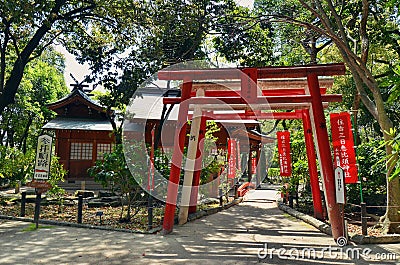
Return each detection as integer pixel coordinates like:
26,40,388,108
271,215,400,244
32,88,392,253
156,63,347,241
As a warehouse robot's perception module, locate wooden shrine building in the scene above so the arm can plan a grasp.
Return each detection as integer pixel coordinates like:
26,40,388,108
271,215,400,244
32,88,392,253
43,85,115,181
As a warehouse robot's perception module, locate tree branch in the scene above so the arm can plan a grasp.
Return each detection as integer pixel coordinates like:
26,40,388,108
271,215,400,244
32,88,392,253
58,4,96,21
0,0,67,114
9,30,22,59
325,0,349,46
360,0,369,64
27,31,64,63
0,19,10,92
316,39,333,52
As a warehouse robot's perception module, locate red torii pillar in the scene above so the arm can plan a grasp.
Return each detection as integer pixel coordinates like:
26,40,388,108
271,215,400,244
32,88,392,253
306,74,343,240
162,79,192,234
302,109,325,220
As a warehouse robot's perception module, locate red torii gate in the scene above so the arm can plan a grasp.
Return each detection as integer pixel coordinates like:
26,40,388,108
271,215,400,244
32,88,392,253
187,109,324,221
158,63,346,241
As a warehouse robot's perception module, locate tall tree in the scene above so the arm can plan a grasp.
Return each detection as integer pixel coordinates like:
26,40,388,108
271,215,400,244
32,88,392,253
213,0,333,66
0,48,68,186
0,0,141,116
84,0,230,143
247,0,400,233
0,48,68,152
212,2,275,66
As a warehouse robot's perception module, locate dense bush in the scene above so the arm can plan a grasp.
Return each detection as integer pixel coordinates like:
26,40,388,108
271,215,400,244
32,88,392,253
0,146,34,187
346,139,387,208
89,144,146,221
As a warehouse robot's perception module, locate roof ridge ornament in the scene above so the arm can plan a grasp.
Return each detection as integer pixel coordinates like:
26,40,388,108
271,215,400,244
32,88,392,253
69,73,91,93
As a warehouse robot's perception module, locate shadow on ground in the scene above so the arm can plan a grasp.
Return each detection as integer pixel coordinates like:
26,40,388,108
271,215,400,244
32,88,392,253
0,186,399,265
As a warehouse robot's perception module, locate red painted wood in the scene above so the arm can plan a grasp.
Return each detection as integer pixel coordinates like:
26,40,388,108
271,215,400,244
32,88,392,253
162,80,192,234
158,63,345,80
307,74,344,240
302,109,324,220
159,63,346,239
163,94,342,105
192,110,303,121
241,68,258,103
190,88,328,97
256,63,346,78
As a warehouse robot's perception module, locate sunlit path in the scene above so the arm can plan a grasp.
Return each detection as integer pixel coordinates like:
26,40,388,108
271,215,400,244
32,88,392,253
0,184,399,265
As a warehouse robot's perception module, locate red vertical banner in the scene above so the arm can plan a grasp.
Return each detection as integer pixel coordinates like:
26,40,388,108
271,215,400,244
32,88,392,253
236,140,241,173
251,156,257,174
330,112,358,184
277,131,292,177
148,127,155,191
228,139,237,180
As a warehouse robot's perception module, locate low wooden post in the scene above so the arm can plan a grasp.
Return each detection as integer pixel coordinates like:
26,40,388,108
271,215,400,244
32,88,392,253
147,193,153,230
288,194,294,208
361,202,368,236
33,192,42,229
219,188,223,206
77,195,83,223
20,192,26,217
234,183,239,199
81,181,86,191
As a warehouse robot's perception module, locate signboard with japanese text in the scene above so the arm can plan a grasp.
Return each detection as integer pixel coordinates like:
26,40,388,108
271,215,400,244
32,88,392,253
330,112,358,184
34,135,53,180
277,131,292,177
335,166,345,204
228,139,237,180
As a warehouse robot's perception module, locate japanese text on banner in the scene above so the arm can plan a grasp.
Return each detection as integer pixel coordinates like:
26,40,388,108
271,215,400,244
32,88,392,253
330,112,358,184
277,131,292,177
228,139,237,180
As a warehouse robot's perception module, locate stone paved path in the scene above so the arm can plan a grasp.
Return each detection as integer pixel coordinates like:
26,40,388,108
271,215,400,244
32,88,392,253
0,185,399,265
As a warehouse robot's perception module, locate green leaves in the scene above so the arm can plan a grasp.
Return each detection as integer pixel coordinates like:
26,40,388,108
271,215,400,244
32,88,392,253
212,3,274,66
386,65,400,105
382,128,400,181
88,144,142,193
0,49,68,152
88,143,146,221
0,146,33,186
47,156,67,197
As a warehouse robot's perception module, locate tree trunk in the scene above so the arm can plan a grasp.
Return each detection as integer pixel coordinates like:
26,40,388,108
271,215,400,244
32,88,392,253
292,0,400,232
107,109,123,144
126,192,131,221
0,0,66,116
378,109,400,233
19,117,33,154
383,176,400,233
7,129,15,148
119,195,125,221
350,64,400,233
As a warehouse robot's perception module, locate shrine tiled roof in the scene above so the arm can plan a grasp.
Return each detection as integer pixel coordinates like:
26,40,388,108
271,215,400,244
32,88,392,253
46,88,106,113
43,117,114,131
